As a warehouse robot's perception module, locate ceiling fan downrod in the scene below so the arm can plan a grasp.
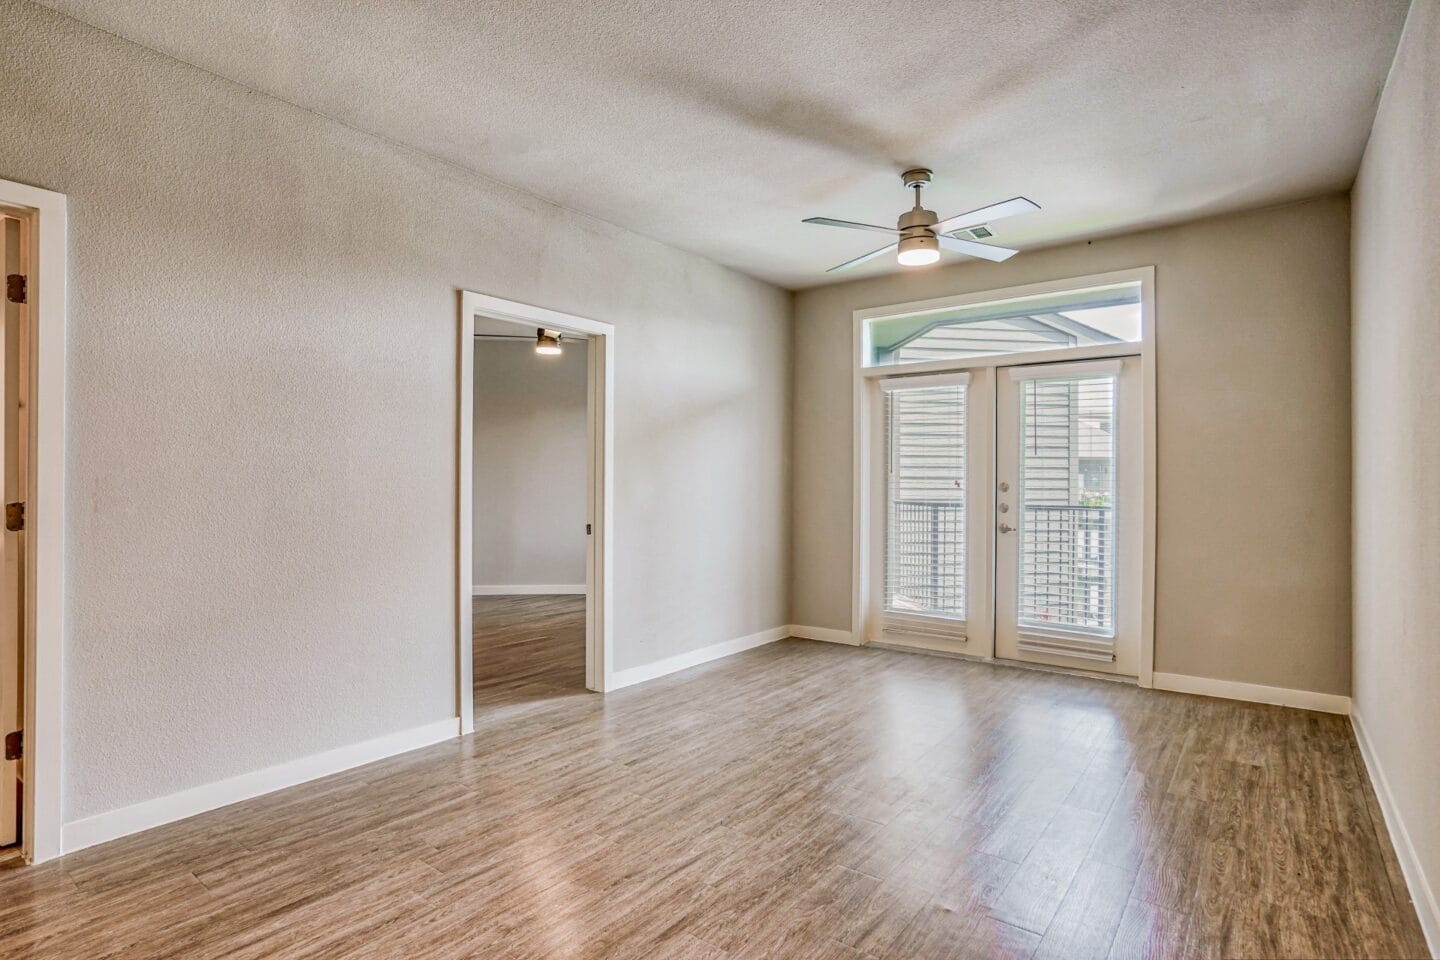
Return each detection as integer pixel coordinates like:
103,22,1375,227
896,169,941,265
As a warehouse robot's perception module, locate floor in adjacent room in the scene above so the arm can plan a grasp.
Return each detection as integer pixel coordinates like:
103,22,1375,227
0,599,1428,959
472,593,588,713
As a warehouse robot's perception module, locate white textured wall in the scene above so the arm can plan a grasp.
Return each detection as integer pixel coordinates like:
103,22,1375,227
473,339,587,588
0,0,789,823
792,197,1353,695
1351,0,1440,941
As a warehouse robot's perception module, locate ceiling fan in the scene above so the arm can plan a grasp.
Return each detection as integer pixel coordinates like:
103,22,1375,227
803,168,1040,273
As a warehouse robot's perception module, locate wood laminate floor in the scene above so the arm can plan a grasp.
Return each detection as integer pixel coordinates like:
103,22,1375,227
473,593,587,710
0,597,1428,958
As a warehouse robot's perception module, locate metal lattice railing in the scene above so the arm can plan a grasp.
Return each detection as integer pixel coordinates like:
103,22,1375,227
1019,504,1113,632
885,498,966,616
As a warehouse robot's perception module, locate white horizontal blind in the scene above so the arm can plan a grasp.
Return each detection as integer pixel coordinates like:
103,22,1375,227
1017,374,1116,651
884,380,967,625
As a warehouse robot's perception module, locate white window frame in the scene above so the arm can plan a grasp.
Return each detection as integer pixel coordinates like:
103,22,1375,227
852,267,1157,686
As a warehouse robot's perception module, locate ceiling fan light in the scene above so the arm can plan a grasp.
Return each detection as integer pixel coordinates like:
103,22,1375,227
897,234,940,267
535,328,563,355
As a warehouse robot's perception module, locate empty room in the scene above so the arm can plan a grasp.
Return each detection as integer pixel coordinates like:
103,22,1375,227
0,1,1436,958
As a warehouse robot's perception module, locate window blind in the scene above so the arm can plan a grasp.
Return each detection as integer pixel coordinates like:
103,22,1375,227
883,377,968,636
1016,373,1117,659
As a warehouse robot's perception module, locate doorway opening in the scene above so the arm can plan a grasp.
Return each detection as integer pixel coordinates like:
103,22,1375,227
854,268,1156,684
456,292,615,734
2,209,27,857
0,178,65,865
471,323,589,711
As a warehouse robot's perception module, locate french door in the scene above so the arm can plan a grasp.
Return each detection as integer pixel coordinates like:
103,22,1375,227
872,356,1141,676
995,358,1141,675
872,372,989,655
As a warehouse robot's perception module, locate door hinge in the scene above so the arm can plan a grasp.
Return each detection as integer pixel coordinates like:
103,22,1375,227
5,274,25,304
5,502,22,532
3,730,19,762
586,523,592,535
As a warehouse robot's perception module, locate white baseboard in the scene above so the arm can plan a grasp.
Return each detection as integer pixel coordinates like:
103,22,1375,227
787,624,862,645
607,626,788,691
473,584,586,596
1152,672,1351,715
61,717,460,855
1352,711,1440,958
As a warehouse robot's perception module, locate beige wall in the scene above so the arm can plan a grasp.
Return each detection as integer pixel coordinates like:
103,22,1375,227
1,0,790,824
473,339,588,588
792,196,1353,695
1351,0,1440,943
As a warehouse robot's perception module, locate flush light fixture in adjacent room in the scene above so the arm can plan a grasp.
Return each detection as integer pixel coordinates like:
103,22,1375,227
535,328,562,355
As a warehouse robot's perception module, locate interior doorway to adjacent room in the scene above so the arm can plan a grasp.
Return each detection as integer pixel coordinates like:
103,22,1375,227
456,292,615,733
0,180,64,865
471,323,589,711
1,210,27,854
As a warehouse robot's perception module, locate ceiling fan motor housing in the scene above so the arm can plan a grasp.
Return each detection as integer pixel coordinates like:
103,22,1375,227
897,201,941,263
897,207,939,232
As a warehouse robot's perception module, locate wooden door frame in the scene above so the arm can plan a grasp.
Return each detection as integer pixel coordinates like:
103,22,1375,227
0,179,66,864
456,291,615,733
851,266,1156,687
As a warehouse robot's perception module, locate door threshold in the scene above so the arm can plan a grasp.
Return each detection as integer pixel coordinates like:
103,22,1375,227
867,638,1137,686
992,656,1137,685
867,638,985,662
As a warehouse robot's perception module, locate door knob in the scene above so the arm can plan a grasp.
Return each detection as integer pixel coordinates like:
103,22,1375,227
998,522,1015,533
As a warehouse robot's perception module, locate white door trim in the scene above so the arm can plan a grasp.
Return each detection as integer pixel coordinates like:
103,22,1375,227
851,266,1156,687
457,291,615,733
0,179,67,864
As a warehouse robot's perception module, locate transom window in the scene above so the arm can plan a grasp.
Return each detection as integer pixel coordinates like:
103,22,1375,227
863,280,1142,367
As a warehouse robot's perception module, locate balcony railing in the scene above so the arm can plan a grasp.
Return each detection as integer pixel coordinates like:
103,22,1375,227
886,499,1114,633
885,498,965,615
1020,504,1113,632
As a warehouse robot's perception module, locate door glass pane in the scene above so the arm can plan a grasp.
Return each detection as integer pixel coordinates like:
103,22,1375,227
1018,375,1115,635
884,384,966,620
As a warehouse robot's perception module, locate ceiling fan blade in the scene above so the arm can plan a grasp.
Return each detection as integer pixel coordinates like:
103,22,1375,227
827,242,898,272
804,217,900,235
938,234,1018,262
932,197,1040,235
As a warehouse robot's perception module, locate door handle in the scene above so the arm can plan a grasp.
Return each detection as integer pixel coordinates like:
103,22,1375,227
998,522,1015,534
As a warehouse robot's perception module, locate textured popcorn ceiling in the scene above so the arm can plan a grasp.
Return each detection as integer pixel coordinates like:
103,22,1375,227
38,0,1408,288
